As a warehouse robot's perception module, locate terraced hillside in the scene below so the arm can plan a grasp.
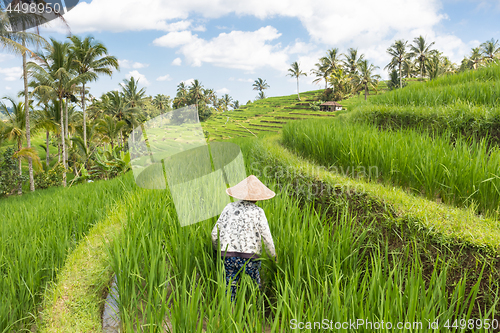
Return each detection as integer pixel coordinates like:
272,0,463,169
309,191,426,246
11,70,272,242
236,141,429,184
202,90,346,140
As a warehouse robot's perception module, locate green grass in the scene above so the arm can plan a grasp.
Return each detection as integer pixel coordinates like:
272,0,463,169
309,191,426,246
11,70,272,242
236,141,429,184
103,136,498,331
282,118,500,218
0,172,135,332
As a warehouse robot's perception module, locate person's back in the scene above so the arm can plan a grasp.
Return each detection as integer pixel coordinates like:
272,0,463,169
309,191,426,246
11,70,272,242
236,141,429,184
211,200,275,259
211,175,276,301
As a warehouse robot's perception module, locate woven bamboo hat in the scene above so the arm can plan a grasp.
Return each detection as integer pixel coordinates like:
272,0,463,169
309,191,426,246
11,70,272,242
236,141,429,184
226,175,275,201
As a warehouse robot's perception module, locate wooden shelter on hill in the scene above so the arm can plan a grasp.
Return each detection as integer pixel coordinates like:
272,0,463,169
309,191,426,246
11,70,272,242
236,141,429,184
320,101,343,111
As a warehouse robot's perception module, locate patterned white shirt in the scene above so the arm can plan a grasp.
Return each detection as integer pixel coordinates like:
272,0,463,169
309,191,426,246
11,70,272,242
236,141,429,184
211,200,276,258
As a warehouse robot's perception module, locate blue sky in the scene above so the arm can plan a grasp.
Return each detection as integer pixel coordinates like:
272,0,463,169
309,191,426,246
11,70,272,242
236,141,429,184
1,0,499,105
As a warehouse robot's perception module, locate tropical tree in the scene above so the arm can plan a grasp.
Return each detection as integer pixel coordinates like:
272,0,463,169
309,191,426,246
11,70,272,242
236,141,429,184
188,79,205,106
385,40,409,88
96,114,126,149
480,38,500,63
152,94,171,111
232,100,240,110
221,94,232,111
103,90,139,146
174,82,188,108
0,97,41,194
287,61,307,100
33,100,59,167
327,68,355,101
257,91,266,100
28,38,91,186
409,35,436,79
69,35,119,151
354,60,381,100
311,60,330,90
252,78,270,94
342,48,364,76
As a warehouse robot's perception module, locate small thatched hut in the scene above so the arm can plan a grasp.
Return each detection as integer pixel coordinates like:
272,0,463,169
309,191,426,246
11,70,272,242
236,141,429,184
320,101,343,111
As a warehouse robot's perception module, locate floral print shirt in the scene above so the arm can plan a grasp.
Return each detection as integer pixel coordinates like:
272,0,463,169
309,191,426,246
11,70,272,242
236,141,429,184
211,200,276,258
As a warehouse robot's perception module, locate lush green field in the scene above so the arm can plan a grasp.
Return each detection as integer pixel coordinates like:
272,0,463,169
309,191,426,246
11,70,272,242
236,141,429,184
349,64,500,142
0,173,136,332
282,118,500,218
107,138,497,332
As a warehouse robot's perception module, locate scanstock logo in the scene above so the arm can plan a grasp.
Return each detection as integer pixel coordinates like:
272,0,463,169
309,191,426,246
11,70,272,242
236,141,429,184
1,0,79,32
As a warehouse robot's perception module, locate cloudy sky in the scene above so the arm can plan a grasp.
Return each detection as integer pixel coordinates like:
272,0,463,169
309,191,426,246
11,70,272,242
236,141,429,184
1,0,499,105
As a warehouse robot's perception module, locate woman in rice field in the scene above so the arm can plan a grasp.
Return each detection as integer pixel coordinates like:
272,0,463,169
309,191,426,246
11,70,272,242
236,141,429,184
211,175,277,301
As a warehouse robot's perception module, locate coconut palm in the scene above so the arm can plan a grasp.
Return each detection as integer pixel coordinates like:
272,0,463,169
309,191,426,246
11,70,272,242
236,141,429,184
409,36,436,79
287,61,307,100
104,90,139,146
121,76,147,108
33,100,59,167
342,48,364,76
252,78,270,93
221,94,232,111
152,94,171,111
355,60,381,100
189,79,205,106
385,40,409,88
69,35,119,150
311,60,330,90
96,114,126,149
480,38,500,63
0,97,41,194
28,39,91,186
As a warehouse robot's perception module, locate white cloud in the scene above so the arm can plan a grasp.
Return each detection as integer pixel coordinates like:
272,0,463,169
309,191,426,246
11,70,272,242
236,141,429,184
0,67,22,81
217,88,230,94
237,78,254,83
154,26,289,72
5,86,11,90
119,59,149,69
172,57,182,66
157,74,172,81
0,53,14,62
181,78,195,86
126,70,150,86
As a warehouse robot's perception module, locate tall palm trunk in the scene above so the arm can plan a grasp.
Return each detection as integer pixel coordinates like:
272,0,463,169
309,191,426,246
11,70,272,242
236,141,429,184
364,84,368,100
65,97,70,165
22,39,35,192
46,130,50,167
82,84,87,150
399,62,402,88
17,139,22,195
296,78,300,100
60,97,66,186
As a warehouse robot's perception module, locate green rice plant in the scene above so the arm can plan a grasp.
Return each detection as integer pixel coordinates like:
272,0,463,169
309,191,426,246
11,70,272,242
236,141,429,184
371,64,500,107
108,139,498,332
349,102,500,144
282,119,500,218
0,173,135,332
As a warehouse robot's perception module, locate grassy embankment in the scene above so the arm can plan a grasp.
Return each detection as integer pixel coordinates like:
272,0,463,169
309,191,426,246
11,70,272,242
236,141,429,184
349,64,500,143
0,173,136,332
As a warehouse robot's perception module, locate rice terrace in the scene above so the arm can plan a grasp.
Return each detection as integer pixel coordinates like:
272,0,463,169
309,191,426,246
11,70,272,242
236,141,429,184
2,2,500,332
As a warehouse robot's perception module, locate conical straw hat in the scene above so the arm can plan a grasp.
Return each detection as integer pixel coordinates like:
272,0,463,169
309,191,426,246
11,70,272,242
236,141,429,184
226,175,275,201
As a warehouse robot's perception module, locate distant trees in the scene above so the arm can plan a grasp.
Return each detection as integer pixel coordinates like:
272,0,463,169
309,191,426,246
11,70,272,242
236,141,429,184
287,61,307,100
385,40,409,88
252,78,270,99
409,36,436,79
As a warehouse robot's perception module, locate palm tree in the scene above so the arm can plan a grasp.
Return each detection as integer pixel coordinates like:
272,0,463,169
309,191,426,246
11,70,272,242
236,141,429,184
311,60,330,90
221,94,232,111
121,76,147,108
0,97,41,194
152,94,171,111
385,40,409,88
480,38,500,63
287,61,307,100
409,35,436,79
252,78,270,94
28,39,90,186
355,60,381,100
257,91,266,100
69,35,119,151
104,90,139,146
96,114,126,149
189,79,205,107
342,48,364,76
33,99,59,168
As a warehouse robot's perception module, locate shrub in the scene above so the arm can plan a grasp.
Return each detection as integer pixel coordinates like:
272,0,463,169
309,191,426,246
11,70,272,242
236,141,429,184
0,148,26,197
34,163,67,189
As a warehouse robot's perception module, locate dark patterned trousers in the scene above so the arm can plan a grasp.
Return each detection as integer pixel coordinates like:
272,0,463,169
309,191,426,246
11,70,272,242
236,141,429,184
223,256,261,301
